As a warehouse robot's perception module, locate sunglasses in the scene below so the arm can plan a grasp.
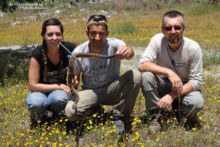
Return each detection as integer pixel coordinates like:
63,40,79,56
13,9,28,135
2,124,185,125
164,26,182,31
88,14,107,22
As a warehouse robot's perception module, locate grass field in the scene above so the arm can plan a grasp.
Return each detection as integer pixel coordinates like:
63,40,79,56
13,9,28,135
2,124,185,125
0,1,220,146
0,67,219,146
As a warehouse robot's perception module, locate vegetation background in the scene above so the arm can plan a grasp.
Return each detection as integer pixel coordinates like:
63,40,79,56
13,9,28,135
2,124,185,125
0,0,219,146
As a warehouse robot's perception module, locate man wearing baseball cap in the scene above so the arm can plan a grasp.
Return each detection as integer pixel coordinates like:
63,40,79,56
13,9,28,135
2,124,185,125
65,14,141,139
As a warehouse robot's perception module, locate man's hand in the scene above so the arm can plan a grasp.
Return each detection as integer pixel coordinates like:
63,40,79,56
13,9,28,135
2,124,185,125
116,45,134,59
167,69,183,96
59,84,71,96
157,93,175,109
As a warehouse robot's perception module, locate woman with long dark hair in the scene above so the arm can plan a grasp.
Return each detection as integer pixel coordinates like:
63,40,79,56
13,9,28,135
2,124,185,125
26,18,75,128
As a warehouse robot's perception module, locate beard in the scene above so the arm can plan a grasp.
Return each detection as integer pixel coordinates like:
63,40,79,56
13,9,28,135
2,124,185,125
90,40,105,50
167,35,181,44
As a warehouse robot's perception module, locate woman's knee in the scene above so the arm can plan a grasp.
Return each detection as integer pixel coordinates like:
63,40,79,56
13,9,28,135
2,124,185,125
26,92,47,110
48,90,69,104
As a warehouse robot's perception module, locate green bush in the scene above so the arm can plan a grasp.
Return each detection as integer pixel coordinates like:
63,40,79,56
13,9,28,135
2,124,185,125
203,51,220,69
0,50,30,86
110,21,138,35
187,1,220,16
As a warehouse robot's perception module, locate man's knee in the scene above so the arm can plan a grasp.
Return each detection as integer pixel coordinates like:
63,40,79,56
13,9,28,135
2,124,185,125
132,70,141,85
181,92,204,115
124,70,141,85
141,72,155,91
65,100,84,121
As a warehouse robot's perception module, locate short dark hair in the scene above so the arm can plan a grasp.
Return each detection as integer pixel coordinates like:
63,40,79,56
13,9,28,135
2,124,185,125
162,10,185,26
87,14,108,31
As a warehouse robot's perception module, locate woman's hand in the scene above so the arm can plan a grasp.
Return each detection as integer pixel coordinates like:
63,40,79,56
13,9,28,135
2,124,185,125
59,84,71,96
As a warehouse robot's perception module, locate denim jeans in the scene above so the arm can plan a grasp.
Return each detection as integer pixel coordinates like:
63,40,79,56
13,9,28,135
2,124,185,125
26,90,69,121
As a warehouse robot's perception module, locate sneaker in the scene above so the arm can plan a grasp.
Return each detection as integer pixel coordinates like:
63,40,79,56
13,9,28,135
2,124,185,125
148,113,162,134
30,120,38,130
46,110,53,118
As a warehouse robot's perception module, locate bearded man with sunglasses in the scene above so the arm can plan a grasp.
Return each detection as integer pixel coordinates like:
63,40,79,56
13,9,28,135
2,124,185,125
139,10,204,133
65,14,141,137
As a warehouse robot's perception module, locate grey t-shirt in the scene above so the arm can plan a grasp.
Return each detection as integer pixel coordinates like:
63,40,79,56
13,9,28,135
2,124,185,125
72,38,125,89
139,33,203,91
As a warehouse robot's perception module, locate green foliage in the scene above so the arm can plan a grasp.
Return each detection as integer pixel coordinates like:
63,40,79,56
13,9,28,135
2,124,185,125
0,23,10,29
0,0,44,12
186,1,220,16
0,50,30,86
111,22,138,35
203,51,220,69
0,0,17,12
98,1,118,11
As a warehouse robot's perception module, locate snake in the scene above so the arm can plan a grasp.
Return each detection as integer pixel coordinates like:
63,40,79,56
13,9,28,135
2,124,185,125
66,52,117,110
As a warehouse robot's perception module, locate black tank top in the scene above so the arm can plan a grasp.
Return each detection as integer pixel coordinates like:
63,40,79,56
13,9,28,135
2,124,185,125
31,41,76,84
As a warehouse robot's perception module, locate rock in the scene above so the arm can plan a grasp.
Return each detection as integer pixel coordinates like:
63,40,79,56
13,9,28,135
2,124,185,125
55,10,61,15
100,10,108,15
0,11,5,17
0,45,21,50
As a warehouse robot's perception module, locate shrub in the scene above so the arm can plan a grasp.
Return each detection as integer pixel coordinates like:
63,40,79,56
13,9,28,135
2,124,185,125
203,50,220,69
0,50,30,86
110,21,138,35
187,1,220,16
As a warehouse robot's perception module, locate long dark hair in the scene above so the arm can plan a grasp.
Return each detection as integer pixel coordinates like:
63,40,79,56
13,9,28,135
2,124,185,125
41,18,64,79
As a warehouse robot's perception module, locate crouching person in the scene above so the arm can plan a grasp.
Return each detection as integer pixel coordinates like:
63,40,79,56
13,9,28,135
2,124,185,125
65,14,141,138
138,10,204,133
26,18,76,129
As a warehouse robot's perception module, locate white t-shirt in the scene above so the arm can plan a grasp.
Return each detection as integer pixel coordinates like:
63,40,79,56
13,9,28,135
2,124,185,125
139,33,203,91
72,38,125,89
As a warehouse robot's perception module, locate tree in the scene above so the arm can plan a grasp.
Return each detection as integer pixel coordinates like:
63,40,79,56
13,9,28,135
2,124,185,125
0,0,44,12
1,0,9,12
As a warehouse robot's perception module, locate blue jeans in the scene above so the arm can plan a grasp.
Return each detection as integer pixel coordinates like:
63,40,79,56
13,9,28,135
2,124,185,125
26,90,68,121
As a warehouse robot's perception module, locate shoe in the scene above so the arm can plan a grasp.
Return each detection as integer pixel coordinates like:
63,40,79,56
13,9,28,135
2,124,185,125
30,119,38,130
148,113,162,134
46,110,53,118
65,120,85,136
114,120,125,136
183,114,202,130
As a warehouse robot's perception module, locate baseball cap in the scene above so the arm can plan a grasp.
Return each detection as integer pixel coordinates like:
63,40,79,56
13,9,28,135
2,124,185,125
87,14,108,27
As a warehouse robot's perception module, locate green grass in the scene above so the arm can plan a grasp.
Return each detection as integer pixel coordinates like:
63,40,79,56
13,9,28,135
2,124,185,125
0,69,219,146
111,21,138,35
